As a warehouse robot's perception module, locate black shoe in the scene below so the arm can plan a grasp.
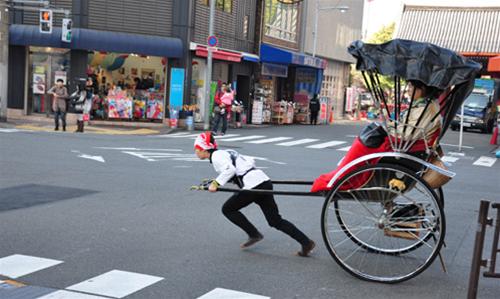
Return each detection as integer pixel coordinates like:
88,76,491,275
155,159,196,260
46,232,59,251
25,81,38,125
63,126,66,132
54,127,59,131
297,240,316,257
240,233,263,249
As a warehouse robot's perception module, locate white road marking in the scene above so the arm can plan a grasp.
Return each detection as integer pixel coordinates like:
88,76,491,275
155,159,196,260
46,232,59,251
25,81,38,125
441,143,474,149
0,128,22,133
473,156,497,167
95,147,182,152
218,135,266,142
0,254,63,279
246,155,286,165
442,156,459,163
197,288,270,299
122,151,198,162
346,134,358,138
72,151,105,163
161,133,200,138
307,140,347,149
66,270,163,299
447,152,465,156
247,137,293,144
337,146,352,152
277,138,319,146
37,290,108,299
214,134,241,139
153,132,192,138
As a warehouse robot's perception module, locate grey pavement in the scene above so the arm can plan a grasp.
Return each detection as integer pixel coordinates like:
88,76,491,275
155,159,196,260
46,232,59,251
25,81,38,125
0,123,499,298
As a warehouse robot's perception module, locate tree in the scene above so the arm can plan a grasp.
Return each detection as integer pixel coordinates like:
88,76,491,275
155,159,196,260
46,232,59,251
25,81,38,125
351,22,396,94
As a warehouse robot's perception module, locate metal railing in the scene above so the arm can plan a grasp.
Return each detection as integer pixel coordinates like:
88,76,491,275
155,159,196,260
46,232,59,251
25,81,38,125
467,200,500,299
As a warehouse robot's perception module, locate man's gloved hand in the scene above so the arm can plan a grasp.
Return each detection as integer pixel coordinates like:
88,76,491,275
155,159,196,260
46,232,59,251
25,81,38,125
208,180,219,193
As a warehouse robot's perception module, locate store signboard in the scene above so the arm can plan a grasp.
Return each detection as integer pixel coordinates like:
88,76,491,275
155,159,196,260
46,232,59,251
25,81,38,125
33,73,46,94
169,68,185,111
54,71,67,85
262,63,288,78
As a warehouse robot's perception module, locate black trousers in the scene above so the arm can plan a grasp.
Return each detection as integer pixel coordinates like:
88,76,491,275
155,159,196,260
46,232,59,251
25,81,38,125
310,111,319,125
222,181,310,246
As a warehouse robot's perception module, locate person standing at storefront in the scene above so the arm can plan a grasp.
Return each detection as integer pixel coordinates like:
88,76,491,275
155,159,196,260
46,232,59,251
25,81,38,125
48,79,69,131
212,83,228,136
194,132,316,256
71,77,94,133
309,94,320,125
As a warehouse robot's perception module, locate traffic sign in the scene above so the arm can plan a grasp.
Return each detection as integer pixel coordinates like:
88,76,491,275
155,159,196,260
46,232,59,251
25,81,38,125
62,18,72,42
207,35,218,47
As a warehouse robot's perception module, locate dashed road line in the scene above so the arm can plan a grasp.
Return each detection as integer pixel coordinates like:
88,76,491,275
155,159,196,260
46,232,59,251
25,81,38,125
38,290,109,299
66,270,164,299
473,156,497,167
247,137,293,144
337,146,352,152
218,135,266,142
442,156,459,163
277,138,319,146
0,254,63,279
197,288,270,299
307,140,347,149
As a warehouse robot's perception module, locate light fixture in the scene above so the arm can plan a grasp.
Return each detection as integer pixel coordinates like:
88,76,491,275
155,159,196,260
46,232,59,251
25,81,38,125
277,0,303,4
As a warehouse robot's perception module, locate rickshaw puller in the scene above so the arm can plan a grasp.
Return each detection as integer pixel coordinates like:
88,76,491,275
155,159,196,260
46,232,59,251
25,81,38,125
194,132,316,257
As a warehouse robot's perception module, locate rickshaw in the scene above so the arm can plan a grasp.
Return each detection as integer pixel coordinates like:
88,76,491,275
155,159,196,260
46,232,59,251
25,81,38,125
193,39,482,283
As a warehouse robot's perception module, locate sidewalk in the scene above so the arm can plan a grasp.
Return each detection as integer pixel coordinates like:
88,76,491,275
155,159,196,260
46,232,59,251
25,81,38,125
0,118,173,135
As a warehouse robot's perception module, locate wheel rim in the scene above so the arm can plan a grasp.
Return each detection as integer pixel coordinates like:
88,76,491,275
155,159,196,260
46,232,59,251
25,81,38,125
321,164,445,283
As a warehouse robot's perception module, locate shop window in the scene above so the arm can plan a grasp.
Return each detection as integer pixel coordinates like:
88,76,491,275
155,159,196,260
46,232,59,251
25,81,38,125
243,15,249,39
264,0,299,42
201,0,232,13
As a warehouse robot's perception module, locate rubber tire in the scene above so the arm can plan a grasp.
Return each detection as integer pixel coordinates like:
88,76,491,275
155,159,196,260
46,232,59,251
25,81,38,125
321,163,446,284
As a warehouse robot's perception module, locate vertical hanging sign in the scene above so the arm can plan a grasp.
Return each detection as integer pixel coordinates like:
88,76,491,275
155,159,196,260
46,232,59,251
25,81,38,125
169,68,185,111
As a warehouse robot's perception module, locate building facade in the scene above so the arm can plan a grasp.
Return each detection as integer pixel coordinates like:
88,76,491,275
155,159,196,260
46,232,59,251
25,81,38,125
7,0,187,123
302,0,364,120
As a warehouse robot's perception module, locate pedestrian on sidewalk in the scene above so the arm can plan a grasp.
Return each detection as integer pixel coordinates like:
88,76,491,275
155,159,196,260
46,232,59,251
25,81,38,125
194,132,316,256
212,83,228,136
70,77,94,133
309,94,320,125
48,79,69,131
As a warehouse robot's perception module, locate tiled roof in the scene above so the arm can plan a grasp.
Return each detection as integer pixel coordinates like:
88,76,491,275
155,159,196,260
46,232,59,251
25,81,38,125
396,6,500,54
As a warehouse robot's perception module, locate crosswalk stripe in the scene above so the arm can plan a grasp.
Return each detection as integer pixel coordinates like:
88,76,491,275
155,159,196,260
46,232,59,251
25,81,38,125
247,137,293,144
0,255,63,279
277,138,319,146
66,270,163,299
337,146,352,152
214,134,241,139
197,288,270,299
473,156,497,167
163,133,199,138
37,290,108,299
307,140,347,149
218,135,266,142
0,128,22,133
442,156,459,163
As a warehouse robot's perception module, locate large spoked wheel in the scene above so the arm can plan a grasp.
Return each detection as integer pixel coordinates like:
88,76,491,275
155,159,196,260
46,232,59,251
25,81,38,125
321,163,445,283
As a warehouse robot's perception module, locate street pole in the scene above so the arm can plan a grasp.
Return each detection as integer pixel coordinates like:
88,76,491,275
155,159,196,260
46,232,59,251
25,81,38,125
312,0,318,57
459,102,465,151
0,1,9,122
204,0,215,130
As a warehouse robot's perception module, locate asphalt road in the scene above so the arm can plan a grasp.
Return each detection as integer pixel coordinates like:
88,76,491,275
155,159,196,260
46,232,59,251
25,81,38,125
0,123,499,299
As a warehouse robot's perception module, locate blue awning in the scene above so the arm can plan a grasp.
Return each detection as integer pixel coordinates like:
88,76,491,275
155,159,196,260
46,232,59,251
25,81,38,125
9,24,67,48
242,53,260,63
9,25,183,58
260,44,327,69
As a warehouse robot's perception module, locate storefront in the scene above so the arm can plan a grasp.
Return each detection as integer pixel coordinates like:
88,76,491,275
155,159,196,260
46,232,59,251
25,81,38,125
189,43,258,124
253,44,326,125
8,25,182,123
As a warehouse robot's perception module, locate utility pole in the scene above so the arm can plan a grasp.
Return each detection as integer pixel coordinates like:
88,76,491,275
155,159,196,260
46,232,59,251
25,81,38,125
0,0,9,122
204,0,215,130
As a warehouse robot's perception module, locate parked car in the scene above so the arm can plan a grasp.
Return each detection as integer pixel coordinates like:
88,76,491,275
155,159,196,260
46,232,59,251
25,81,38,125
450,92,498,133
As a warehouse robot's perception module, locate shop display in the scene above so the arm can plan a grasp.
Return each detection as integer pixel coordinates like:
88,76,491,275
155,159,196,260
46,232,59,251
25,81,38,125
254,80,274,124
147,92,164,119
251,100,264,124
294,94,309,124
107,90,133,119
